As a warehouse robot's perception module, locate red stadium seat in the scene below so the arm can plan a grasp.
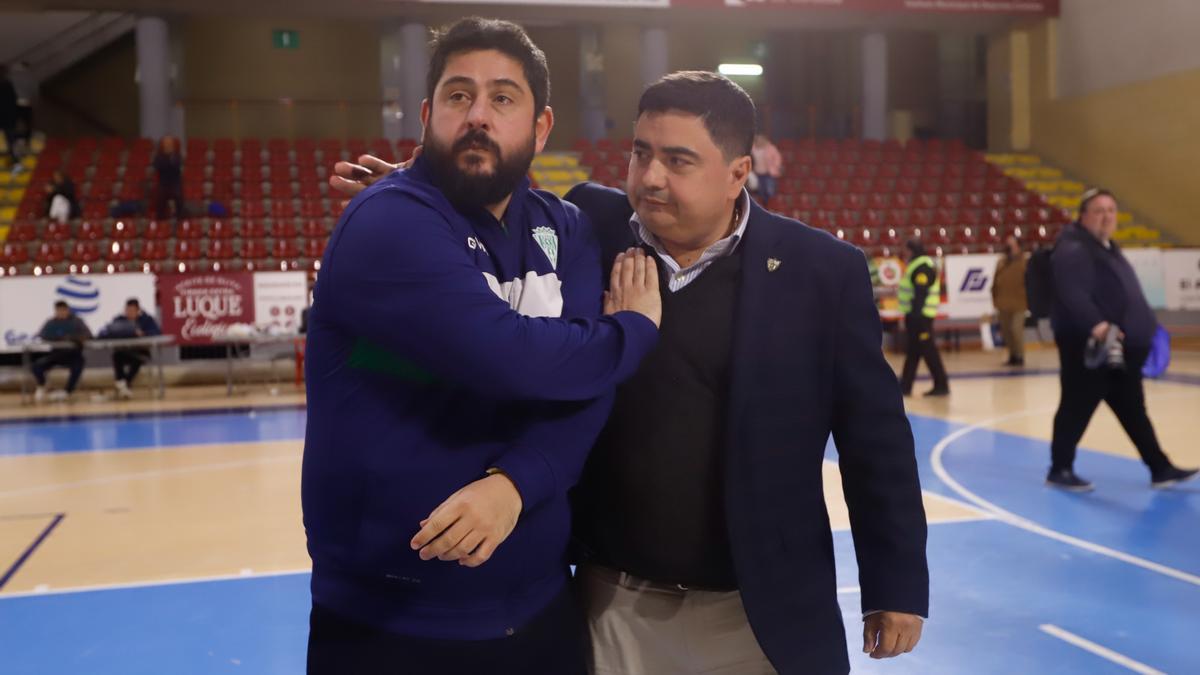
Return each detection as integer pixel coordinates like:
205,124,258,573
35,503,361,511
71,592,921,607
209,219,237,239
7,221,37,242
174,239,204,261
141,240,170,261
45,221,73,242
105,240,136,262
144,220,172,240
177,219,206,240
207,239,238,261
69,241,101,264
270,219,298,239
243,238,270,261
1,242,30,267
34,242,66,266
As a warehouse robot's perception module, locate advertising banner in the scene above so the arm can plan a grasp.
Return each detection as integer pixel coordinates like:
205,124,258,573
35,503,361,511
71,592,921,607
943,253,1002,319
674,0,1058,14
1163,249,1200,311
253,272,309,334
0,274,157,348
158,272,256,344
1122,247,1167,309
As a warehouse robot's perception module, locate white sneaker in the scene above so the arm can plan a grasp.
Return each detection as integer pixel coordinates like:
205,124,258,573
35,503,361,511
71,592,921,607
47,390,69,402
34,386,46,404
115,381,133,400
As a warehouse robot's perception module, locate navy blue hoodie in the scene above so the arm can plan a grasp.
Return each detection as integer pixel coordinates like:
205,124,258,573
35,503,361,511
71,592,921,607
302,157,657,640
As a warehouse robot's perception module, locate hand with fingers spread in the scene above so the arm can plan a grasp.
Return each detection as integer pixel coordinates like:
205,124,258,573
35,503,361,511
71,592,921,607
604,247,661,328
409,471,523,567
328,148,422,206
863,611,923,659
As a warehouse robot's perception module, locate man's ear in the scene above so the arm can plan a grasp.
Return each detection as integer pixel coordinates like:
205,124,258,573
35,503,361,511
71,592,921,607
729,155,752,200
534,106,555,154
419,99,431,142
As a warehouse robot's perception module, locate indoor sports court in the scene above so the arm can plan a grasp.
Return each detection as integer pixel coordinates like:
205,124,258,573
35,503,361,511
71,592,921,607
2,0,1198,673
2,349,1197,674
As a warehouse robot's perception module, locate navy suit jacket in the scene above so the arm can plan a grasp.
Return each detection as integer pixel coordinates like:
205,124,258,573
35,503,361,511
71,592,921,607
566,183,929,675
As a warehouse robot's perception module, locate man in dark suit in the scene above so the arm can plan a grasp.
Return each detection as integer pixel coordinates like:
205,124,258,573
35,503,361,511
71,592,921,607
329,71,927,675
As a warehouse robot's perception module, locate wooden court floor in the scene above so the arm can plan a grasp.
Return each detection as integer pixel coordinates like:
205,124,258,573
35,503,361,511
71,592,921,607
1,348,1198,674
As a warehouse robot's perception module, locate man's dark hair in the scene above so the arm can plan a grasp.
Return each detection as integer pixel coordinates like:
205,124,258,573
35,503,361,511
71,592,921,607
905,238,927,258
1078,188,1116,217
126,298,140,308
54,300,68,310
637,71,756,160
426,18,551,117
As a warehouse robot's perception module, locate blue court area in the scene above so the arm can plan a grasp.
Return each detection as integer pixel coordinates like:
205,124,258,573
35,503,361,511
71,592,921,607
1,410,1198,674
0,406,307,455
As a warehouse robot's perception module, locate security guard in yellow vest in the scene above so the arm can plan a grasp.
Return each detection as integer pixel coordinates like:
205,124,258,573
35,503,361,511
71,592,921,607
898,239,949,397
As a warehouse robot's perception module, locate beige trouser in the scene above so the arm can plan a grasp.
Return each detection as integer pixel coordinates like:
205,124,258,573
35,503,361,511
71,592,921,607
579,564,777,675
997,309,1026,360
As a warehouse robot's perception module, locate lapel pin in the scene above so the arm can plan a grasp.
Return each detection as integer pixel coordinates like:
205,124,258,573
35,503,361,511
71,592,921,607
767,257,782,272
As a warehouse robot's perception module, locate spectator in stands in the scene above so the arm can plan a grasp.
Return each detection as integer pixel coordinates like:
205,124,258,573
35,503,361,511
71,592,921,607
303,18,660,675
0,65,18,165
9,61,34,152
1047,188,1197,491
992,234,1028,366
32,300,92,403
750,133,782,205
44,170,80,223
99,298,161,400
153,135,185,219
898,239,949,397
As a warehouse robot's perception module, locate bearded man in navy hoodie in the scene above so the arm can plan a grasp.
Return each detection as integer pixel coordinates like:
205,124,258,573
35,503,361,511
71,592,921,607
301,18,661,674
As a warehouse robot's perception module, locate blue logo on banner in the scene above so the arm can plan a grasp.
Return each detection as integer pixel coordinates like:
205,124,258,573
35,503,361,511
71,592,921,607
55,276,100,315
960,268,989,293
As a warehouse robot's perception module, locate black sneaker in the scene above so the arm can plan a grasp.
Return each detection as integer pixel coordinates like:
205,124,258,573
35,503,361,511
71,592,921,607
923,387,950,397
1005,358,1025,367
1046,468,1094,492
1151,467,1200,489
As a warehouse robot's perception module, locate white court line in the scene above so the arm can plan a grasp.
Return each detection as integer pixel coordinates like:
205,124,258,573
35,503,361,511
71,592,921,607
0,453,302,499
929,407,1200,587
830,513,994,533
0,567,312,600
1038,624,1165,675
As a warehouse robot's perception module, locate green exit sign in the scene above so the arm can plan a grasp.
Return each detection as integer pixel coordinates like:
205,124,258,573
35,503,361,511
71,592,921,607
273,29,299,49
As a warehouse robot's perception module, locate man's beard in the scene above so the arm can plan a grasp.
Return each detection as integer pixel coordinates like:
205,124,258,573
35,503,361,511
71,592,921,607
424,126,535,212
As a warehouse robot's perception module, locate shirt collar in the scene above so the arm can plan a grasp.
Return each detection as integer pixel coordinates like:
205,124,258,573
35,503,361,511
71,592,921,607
629,188,751,269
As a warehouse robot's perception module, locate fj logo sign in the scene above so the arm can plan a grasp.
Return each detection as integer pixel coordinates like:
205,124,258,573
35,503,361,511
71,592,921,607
532,226,559,269
960,268,988,292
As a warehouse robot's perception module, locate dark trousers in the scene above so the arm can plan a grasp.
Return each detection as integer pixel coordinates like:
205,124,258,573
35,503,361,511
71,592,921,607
31,349,85,392
899,314,949,393
2,124,16,162
113,348,148,385
307,587,588,675
155,183,185,219
1051,340,1171,473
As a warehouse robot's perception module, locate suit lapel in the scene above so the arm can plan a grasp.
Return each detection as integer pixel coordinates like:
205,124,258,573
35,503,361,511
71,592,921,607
728,203,785,423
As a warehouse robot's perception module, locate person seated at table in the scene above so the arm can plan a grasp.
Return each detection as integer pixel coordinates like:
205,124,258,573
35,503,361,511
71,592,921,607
32,301,92,403
98,298,161,400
